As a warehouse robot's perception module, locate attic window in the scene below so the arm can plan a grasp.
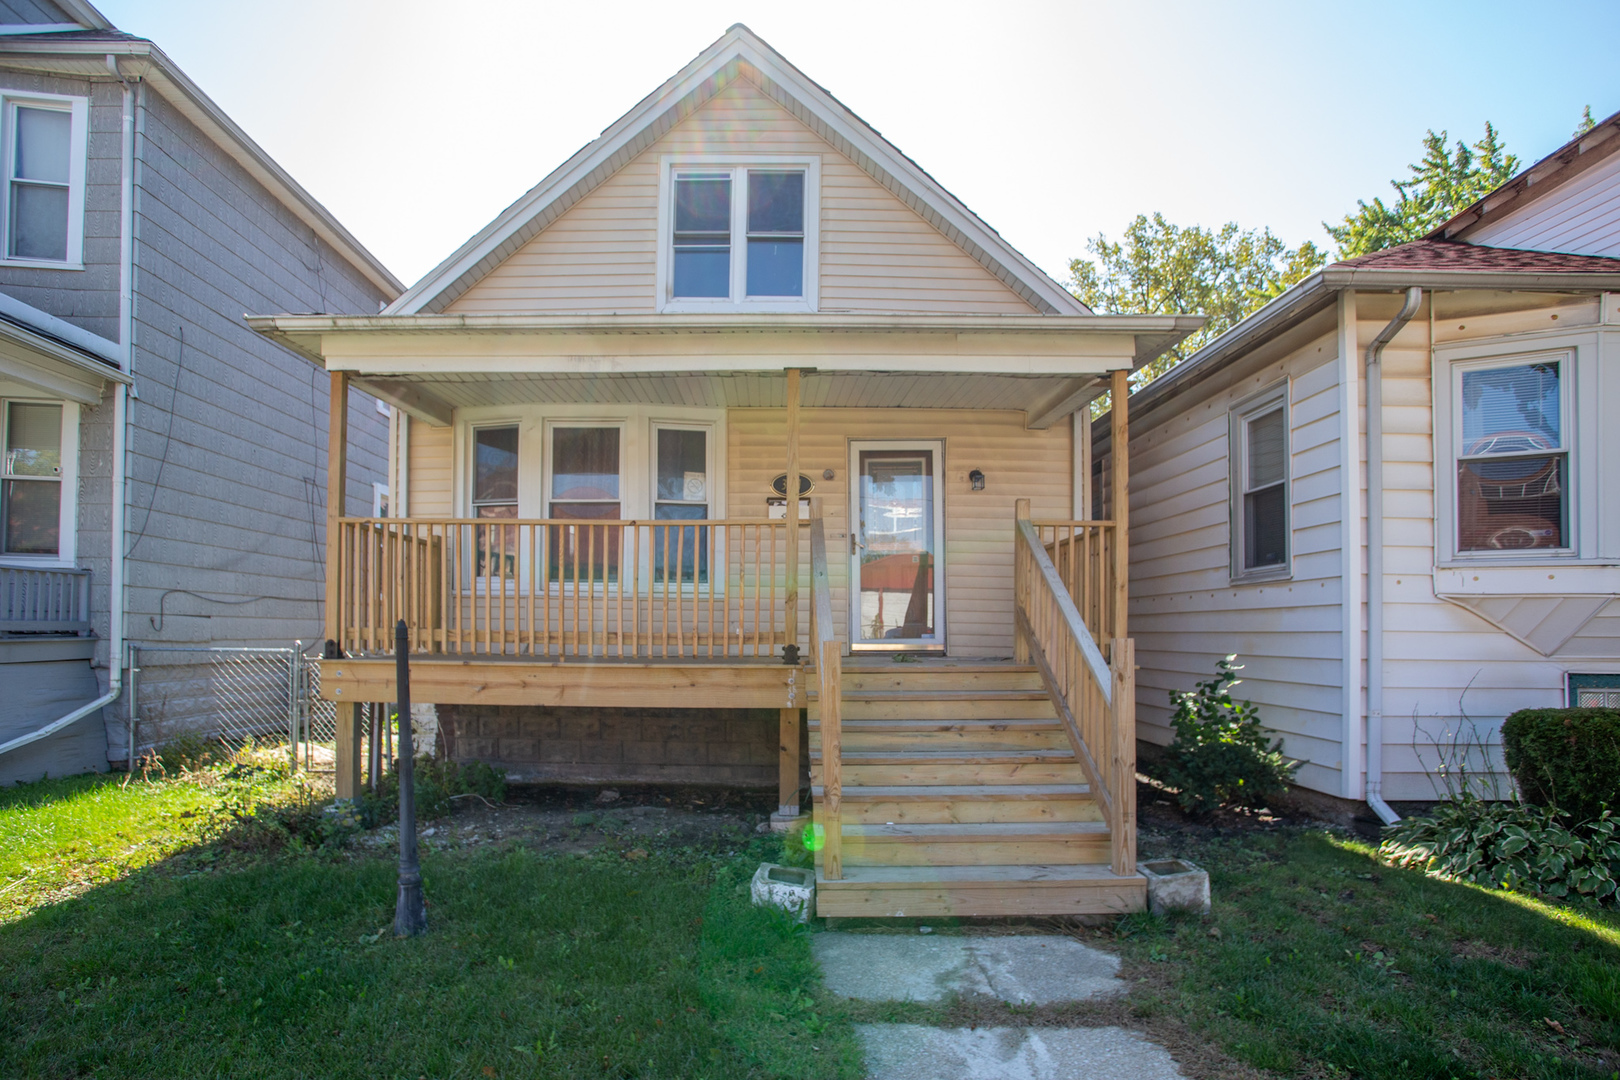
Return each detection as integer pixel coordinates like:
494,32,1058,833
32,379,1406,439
660,157,819,311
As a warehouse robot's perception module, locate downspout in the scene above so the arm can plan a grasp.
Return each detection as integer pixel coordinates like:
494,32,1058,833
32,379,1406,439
1363,286,1423,826
0,60,135,763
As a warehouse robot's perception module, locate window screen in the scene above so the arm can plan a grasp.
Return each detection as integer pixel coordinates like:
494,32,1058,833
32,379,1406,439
2,400,62,555
653,427,708,583
745,170,804,297
1457,361,1566,552
9,105,71,261
1242,406,1287,570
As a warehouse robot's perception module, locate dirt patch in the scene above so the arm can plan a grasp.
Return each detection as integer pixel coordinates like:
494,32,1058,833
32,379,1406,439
356,783,776,857
1450,939,1537,968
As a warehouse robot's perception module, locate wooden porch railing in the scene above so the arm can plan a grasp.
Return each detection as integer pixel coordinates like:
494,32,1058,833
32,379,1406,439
808,516,842,879
332,517,800,660
1013,513,1136,876
0,566,92,635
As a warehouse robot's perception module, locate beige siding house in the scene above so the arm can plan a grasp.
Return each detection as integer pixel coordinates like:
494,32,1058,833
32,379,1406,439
252,25,1203,917
1114,107,1620,816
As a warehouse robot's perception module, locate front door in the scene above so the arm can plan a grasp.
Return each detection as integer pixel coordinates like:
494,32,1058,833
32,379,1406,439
849,441,944,651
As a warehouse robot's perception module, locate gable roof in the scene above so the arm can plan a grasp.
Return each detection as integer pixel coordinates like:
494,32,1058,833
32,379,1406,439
1430,106,1620,244
389,24,1087,317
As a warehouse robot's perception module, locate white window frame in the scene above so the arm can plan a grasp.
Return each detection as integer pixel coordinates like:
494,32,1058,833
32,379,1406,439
451,405,728,595
1434,336,1597,565
0,91,89,270
0,393,78,566
371,481,389,517
1228,380,1291,583
656,154,821,313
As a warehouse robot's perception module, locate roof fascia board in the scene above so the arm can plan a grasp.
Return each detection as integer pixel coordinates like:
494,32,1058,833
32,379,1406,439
1114,264,1620,434
0,317,131,397
1432,109,1620,242
0,24,88,35
0,39,403,298
249,311,1190,334
389,27,1086,316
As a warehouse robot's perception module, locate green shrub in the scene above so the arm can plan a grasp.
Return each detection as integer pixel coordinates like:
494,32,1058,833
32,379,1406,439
361,756,506,827
1161,655,1297,815
1501,707,1620,823
1382,793,1620,905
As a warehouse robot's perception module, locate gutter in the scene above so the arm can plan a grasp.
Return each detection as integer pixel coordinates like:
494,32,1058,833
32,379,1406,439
1363,286,1423,827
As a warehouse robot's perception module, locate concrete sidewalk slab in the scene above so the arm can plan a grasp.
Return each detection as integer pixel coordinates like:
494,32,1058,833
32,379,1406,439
857,1024,1185,1080
812,933,1123,1004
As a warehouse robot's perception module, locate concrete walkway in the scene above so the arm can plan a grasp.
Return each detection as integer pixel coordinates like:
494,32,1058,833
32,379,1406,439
812,933,1185,1080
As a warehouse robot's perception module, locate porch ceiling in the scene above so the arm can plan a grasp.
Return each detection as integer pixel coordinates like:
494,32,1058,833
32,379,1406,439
354,369,1107,429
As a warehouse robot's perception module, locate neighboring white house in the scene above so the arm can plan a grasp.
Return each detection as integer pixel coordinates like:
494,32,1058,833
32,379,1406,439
1109,108,1620,813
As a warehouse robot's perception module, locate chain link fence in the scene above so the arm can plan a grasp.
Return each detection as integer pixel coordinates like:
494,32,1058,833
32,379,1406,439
128,642,339,772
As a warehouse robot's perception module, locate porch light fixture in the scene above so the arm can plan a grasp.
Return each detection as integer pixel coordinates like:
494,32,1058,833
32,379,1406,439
969,469,986,491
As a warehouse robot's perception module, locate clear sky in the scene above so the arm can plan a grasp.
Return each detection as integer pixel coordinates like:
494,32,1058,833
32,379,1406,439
95,0,1620,293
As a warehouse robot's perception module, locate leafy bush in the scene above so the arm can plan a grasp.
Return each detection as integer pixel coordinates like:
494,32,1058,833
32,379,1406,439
361,756,506,827
1501,707,1620,823
1160,655,1297,815
1382,793,1620,905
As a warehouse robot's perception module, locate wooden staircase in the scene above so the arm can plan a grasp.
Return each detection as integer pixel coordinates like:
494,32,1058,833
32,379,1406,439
808,661,1146,917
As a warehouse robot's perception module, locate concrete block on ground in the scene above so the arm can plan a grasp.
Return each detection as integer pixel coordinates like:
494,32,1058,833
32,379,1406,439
857,1024,1184,1080
1139,859,1210,916
813,933,1124,1005
750,863,815,922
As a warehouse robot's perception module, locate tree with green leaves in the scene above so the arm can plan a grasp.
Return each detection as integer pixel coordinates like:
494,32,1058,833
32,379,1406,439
1067,213,1325,388
1325,124,1519,257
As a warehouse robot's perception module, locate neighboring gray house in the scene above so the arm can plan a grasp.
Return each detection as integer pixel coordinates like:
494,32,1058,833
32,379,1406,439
0,0,401,784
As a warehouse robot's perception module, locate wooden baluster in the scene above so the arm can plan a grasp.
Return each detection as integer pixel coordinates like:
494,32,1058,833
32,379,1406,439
706,521,716,658
820,635,842,880
1111,637,1137,876
630,524,640,660
660,523,670,659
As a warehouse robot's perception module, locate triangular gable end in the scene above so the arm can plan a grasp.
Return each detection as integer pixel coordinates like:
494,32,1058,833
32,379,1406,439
390,25,1088,316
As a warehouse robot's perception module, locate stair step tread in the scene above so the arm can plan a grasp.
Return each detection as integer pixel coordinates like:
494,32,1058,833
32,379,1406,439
809,689,1050,701
809,719,1062,730
816,863,1134,886
843,825,1107,839
810,749,1076,764
811,784,1092,800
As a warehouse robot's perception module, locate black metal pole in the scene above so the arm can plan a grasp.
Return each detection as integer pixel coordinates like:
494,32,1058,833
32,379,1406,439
393,619,427,936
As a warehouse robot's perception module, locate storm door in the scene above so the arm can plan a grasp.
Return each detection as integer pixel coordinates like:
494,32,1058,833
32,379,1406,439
848,441,944,651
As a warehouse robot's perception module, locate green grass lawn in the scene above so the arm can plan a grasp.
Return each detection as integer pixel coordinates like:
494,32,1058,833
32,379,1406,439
5,764,1619,1080
0,766,863,1080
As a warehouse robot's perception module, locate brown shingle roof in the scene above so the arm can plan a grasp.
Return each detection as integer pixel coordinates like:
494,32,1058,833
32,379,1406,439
1332,238,1620,274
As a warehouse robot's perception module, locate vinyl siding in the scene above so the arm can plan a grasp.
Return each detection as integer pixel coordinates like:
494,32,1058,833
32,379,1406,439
1468,152,1620,258
729,408,1069,658
406,415,453,516
0,1,73,25
1127,331,1348,795
446,78,1036,316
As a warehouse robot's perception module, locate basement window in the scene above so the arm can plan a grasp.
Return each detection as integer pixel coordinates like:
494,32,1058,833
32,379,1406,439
1568,673,1620,708
660,157,819,311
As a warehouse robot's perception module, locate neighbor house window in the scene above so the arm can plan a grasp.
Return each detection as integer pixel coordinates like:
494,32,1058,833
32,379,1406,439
471,424,518,577
652,425,709,583
1455,358,1567,553
549,426,623,583
662,158,818,309
1229,382,1289,579
2,94,87,266
2,399,65,557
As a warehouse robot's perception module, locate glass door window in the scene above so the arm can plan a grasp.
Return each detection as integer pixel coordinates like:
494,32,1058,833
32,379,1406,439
549,426,622,582
653,426,708,583
851,444,942,650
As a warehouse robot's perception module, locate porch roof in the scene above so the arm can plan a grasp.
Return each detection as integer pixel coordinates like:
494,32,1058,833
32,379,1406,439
246,311,1203,429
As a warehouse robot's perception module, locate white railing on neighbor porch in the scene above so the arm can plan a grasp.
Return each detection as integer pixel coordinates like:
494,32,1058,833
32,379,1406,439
0,566,92,635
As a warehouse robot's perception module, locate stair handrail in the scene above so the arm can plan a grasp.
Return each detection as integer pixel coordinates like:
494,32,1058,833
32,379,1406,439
808,516,842,879
1013,516,1137,875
